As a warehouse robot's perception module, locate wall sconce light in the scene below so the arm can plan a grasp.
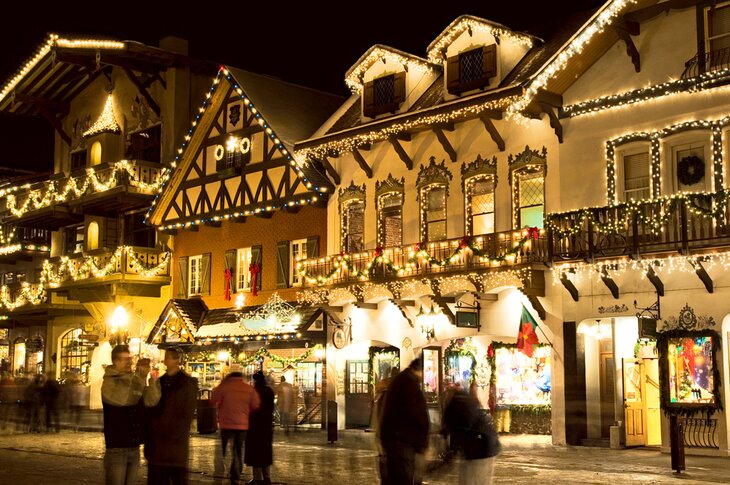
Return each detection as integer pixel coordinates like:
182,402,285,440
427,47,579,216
417,304,437,341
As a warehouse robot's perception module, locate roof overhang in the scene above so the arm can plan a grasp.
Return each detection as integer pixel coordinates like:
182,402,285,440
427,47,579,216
344,44,441,94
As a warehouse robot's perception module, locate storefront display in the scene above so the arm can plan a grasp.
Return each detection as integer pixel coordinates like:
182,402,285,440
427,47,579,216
422,347,441,404
494,345,551,406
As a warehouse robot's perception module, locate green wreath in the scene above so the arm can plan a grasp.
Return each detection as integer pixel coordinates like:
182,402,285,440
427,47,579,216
677,155,705,186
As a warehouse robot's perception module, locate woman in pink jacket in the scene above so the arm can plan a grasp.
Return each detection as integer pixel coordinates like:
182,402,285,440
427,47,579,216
211,364,261,482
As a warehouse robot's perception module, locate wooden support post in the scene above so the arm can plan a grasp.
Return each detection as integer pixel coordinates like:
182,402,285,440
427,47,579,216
479,115,505,151
320,156,340,185
389,299,415,327
38,106,71,146
428,281,455,322
389,137,413,170
539,102,563,143
614,26,641,72
691,260,713,293
204,220,221,228
351,147,373,178
354,302,378,310
646,266,664,297
527,295,547,320
122,67,161,116
600,267,620,299
433,127,457,162
560,272,579,302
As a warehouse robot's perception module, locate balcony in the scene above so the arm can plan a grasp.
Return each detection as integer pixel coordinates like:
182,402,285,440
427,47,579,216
297,229,546,287
43,246,170,301
0,227,51,263
681,47,730,80
546,195,730,262
0,160,166,229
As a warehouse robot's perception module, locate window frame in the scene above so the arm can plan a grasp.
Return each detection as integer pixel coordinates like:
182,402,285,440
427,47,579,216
465,175,496,236
236,247,252,292
290,238,307,286
617,144,652,203
705,2,730,57
377,192,404,248
421,184,448,242
342,199,366,253
670,139,711,193
188,254,202,296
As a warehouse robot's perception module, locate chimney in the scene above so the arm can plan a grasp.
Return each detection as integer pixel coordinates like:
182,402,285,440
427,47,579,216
159,36,188,56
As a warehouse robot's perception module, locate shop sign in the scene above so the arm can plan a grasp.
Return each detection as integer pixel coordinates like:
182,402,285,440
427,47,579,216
26,335,43,353
78,333,99,342
455,311,479,328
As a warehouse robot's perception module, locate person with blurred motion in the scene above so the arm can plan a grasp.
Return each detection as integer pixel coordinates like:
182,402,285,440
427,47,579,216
146,348,197,485
211,363,260,483
245,370,275,485
379,357,429,485
276,376,293,433
102,346,160,485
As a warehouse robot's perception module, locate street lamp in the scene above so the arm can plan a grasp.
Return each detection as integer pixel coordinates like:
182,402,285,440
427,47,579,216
109,305,129,346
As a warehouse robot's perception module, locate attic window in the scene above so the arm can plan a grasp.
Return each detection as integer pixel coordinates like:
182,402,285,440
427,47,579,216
447,45,497,95
363,72,406,118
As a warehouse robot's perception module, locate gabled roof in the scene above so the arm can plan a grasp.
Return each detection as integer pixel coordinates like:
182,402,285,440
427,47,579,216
146,298,208,344
344,44,441,93
426,15,540,62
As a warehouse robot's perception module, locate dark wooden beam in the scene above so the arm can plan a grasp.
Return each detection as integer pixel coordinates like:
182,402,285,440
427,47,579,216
478,109,502,120
435,122,455,132
428,281,455,322
527,295,546,320
614,26,640,73
284,205,301,214
351,147,373,178
231,216,247,223
539,102,563,143
122,67,161,117
690,260,713,294
323,305,344,313
162,228,178,236
357,143,372,151
37,106,71,146
560,272,579,302
255,212,274,219
13,93,69,113
354,302,378,310
479,115,505,151
392,299,417,307
536,89,564,108
320,156,340,185
433,127,457,162
391,132,412,141
389,137,413,170
204,220,221,228
186,224,199,232
600,268,620,300
646,266,664,297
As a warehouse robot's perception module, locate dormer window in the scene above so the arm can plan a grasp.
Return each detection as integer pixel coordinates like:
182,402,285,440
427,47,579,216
447,45,497,95
363,72,406,118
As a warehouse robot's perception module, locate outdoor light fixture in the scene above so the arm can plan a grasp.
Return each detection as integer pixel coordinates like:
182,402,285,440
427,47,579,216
417,304,438,341
314,347,325,360
216,350,230,363
110,305,128,333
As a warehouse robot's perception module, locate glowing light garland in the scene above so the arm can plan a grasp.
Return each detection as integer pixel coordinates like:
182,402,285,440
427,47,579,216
0,34,125,105
0,243,49,256
427,15,536,63
148,67,327,229
42,247,170,287
3,160,165,219
82,94,121,137
0,283,46,310
345,45,436,93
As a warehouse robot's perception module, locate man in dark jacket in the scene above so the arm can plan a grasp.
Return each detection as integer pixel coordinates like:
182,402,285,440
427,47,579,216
379,357,429,485
102,345,160,485
146,348,198,484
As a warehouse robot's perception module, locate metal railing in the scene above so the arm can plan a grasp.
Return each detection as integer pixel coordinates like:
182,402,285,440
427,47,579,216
681,417,719,449
682,47,730,79
298,229,546,287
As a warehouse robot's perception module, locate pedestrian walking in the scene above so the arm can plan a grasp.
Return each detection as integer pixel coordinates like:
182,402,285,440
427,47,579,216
372,367,399,481
442,388,500,485
146,348,198,485
245,370,274,485
379,357,429,485
102,345,160,485
211,363,260,483
276,376,293,433
24,375,44,433
67,376,87,431
42,372,61,433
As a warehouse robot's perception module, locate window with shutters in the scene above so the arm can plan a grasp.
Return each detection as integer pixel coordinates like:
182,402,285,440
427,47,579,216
363,72,406,118
467,177,495,235
378,192,403,248
126,125,161,163
423,185,447,242
64,225,85,254
343,200,365,253
447,45,497,95
706,2,730,64
189,255,202,296
622,152,650,201
70,150,87,171
290,239,307,286
516,172,544,229
236,247,252,291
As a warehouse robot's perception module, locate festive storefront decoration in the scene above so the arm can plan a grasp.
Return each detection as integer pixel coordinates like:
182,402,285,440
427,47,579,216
224,268,232,302
368,346,400,386
189,344,323,368
0,283,46,310
444,337,478,385
249,263,260,297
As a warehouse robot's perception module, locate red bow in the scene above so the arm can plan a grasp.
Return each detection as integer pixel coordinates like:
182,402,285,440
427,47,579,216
374,246,384,258
527,227,540,241
249,263,260,297
458,236,470,249
224,268,232,301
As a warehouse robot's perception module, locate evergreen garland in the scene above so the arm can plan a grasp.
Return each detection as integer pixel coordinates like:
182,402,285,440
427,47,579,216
367,346,400,386
677,155,705,186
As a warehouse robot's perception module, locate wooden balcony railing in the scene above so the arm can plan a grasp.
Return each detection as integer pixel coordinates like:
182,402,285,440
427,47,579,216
297,229,546,287
546,194,730,262
0,282,46,311
43,246,170,287
1,160,165,220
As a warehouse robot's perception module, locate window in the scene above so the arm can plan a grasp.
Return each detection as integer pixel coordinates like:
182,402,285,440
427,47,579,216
87,221,99,251
189,255,202,296
290,239,307,286
70,150,87,171
674,143,707,192
425,186,447,242
217,135,251,171
623,152,650,201
517,172,544,229
296,362,323,396
90,141,102,166
123,213,156,248
447,45,497,95
236,247,252,291
460,48,485,86
706,3,730,59
374,75,395,107
378,193,403,248
65,225,84,254
60,328,92,383
126,125,161,163
343,201,365,253
363,72,406,118
468,177,495,235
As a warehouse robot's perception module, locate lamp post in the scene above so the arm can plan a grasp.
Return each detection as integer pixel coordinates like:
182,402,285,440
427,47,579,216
110,305,129,346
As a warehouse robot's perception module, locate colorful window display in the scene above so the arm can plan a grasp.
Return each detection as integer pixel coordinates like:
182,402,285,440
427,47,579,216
495,345,551,405
446,353,476,389
667,336,715,405
423,347,441,404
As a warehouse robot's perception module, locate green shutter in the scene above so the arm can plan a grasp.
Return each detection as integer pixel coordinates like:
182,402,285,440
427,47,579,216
306,236,319,259
224,249,236,292
251,245,262,292
177,256,188,298
276,241,290,289
201,253,211,295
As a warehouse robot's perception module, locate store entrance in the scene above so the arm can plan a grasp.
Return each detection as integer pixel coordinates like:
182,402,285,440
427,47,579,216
622,358,661,447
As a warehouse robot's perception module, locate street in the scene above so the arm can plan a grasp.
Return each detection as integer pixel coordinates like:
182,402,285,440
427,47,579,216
0,428,728,484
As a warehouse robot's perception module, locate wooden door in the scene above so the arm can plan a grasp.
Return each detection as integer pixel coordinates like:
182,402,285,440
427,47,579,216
599,339,615,438
345,360,371,428
623,359,647,447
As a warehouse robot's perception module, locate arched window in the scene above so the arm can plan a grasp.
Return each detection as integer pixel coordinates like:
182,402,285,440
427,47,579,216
12,337,25,374
90,141,102,166
87,221,99,251
509,146,547,229
462,155,498,236
339,182,366,253
417,157,453,243
60,328,92,383
376,174,405,248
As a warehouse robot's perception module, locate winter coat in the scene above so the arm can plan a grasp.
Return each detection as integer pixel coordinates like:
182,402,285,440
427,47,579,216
102,367,160,449
146,371,197,467
379,368,429,452
211,373,260,430
245,383,274,467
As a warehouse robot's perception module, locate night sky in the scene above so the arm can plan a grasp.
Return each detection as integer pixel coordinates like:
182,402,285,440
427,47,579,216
0,0,603,171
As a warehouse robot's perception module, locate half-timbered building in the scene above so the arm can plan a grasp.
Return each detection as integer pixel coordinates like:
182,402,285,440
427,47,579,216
145,66,341,426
